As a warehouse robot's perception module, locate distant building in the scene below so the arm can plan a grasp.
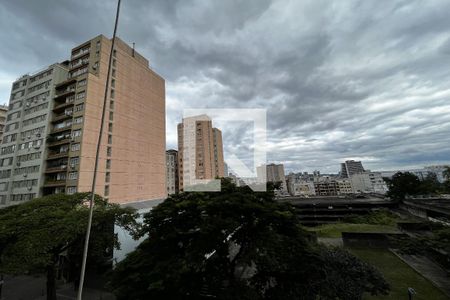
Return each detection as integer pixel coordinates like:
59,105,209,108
336,178,353,194
0,105,8,143
314,180,338,196
340,160,365,178
166,150,178,195
381,166,449,183
350,171,387,194
177,115,224,191
257,163,287,191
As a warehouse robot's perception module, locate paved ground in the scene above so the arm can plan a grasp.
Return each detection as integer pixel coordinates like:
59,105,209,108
392,251,450,298
1,275,115,300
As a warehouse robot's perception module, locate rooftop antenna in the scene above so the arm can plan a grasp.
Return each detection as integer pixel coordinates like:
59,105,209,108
132,42,135,57
77,0,121,299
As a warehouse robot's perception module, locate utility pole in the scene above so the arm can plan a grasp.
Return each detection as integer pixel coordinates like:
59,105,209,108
76,0,122,299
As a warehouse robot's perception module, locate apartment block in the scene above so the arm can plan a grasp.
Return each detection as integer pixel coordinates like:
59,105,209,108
177,115,224,191
166,149,178,195
340,160,365,178
0,35,166,206
257,163,287,191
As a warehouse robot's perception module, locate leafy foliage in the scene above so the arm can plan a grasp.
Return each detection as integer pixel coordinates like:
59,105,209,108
346,209,398,226
385,172,422,200
110,179,389,300
0,193,139,300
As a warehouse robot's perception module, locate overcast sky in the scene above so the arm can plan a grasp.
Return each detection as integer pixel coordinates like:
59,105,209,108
1,0,449,174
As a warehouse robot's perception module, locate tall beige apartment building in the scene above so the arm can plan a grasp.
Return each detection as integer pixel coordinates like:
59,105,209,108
0,35,166,206
257,163,287,191
177,115,224,191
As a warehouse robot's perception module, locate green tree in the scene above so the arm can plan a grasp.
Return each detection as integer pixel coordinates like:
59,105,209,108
110,179,388,300
385,172,422,200
0,193,139,300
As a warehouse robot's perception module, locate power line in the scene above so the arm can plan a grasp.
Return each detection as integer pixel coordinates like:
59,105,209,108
76,0,122,299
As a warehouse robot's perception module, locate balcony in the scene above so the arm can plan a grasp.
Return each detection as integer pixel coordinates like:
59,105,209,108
54,87,76,100
53,101,74,113
55,78,77,88
71,47,90,59
52,111,73,123
50,125,72,134
43,180,66,187
45,165,68,174
47,137,71,147
47,151,69,160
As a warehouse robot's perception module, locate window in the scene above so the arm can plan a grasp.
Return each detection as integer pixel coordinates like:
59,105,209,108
112,59,116,67
70,157,80,166
75,103,84,112
110,100,114,110
105,172,110,183
67,186,77,195
108,122,113,132
106,159,111,169
104,185,109,196
110,89,115,99
7,111,21,121
107,147,112,157
0,157,13,167
78,79,86,87
68,172,78,180
108,135,112,144
5,122,19,132
74,116,83,124
112,69,116,77
71,143,81,152
113,49,117,57
76,91,85,100
72,129,82,138
111,79,115,88
109,111,114,121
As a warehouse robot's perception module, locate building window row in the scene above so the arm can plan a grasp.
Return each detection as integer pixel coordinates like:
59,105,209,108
28,80,51,94
1,145,15,155
11,193,35,202
67,186,77,195
27,91,50,104
18,139,42,151
12,179,38,189
11,90,25,100
76,91,86,100
4,122,19,133
0,157,13,167
7,111,21,121
2,133,17,144
24,102,49,116
9,101,22,110
14,165,39,175
23,114,47,127
20,126,45,140
17,152,41,163
0,170,11,179
29,69,52,83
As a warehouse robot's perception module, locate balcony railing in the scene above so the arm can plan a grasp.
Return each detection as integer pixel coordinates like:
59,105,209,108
45,165,68,173
43,180,66,187
47,151,69,160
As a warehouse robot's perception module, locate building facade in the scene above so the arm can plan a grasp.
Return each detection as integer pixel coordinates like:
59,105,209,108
166,149,178,195
0,35,166,206
350,171,387,194
340,160,365,178
257,163,287,192
0,105,8,143
177,115,224,191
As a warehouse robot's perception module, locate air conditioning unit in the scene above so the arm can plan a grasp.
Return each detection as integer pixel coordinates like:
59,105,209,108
61,165,67,169
28,187,32,191
36,133,41,137
34,145,40,149
27,135,31,139
70,164,75,169
23,174,27,178
26,103,30,107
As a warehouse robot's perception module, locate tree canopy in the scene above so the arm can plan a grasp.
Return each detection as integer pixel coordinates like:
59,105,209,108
110,179,389,300
0,193,139,300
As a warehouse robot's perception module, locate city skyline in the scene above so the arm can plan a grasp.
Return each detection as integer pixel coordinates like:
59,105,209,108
1,1,450,174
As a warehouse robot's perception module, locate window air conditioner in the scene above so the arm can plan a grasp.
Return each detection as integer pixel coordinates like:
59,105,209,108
23,174,27,178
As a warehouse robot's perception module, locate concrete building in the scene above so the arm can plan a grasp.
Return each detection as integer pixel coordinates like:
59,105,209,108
340,160,365,178
166,149,178,195
0,105,8,143
257,163,287,191
336,178,353,194
177,115,224,191
350,171,387,194
0,35,166,206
